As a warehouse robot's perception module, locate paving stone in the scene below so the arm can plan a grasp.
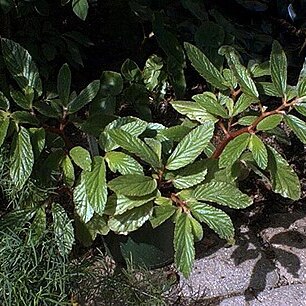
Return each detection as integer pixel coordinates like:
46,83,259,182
220,284,306,306
260,212,306,284
180,228,279,298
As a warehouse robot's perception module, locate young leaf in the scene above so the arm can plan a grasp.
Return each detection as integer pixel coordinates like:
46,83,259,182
67,80,100,114
61,155,75,187
270,41,287,98
193,92,228,118
166,122,215,170
193,180,253,209
257,114,283,131
86,214,110,239
184,42,227,90
108,202,153,234
10,127,34,190
114,191,158,215
0,116,9,147
233,94,258,116
72,0,89,20
57,63,71,106
171,101,217,124
174,212,195,278
107,129,161,169
52,203,75,256
189,201,234,240
219,46,258,98
108,174,157,197
267,146,301,200
83,156,108,215
70,146,92,171
150,205,176,229
105,151,143,175
219,133,251,168
284,114,306,144
248,134,268,169
1,38,42,95
74,172,94,223
121,58,142,82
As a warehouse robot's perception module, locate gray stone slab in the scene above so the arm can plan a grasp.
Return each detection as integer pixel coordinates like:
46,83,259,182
260,212,306,285
220,284,306,306
180,228,279,298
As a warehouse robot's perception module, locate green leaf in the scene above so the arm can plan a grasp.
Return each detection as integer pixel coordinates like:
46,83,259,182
150,204,176,229
257,82,281,97
193,180,252,209
0,91,10,111
11,111,39,126
83,156,107,215
108,202,153,234
219,133,251,168
171,101,217,124
1,38,42,95
189,215,203,242
108,174,157,197
100,116,148,151
270,41,287,98
267,146,300,200
0,116,9,148
29,127,45,159
10,127,34,190
143,55,163,91
52,203,75,255
172,161,208,189
10,89,31,110
69,146,92,171
74,172,94,223
223,68,237,89
99,71,123,96
184,42,227,90
158,125,191,142
219,46,258,98
29,207,46,244
67,80,100,114
250,61,270,78
107,129,161,169
238,116,257,126
57,63,71,106
105,151,143,175
114,191,158,215
61,155,75,187
166,122,215,170
233,94,258,116
297,57,306,97
121,59,142,82
72,0,89,20
174,212,195,278
190,201,234,240
296,99,306,117
284,114,306,144
86,214,109,239
248,134,268,169
145,138,162,160
257,114,283,131
193,92,228,118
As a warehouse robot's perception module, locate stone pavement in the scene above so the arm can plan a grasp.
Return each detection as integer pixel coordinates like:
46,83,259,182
179,211,306,305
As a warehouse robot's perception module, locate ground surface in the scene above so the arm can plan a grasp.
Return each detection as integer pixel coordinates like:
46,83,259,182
179,210,306,305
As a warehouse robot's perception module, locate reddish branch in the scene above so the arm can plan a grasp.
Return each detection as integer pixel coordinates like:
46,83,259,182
211,99,296,159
